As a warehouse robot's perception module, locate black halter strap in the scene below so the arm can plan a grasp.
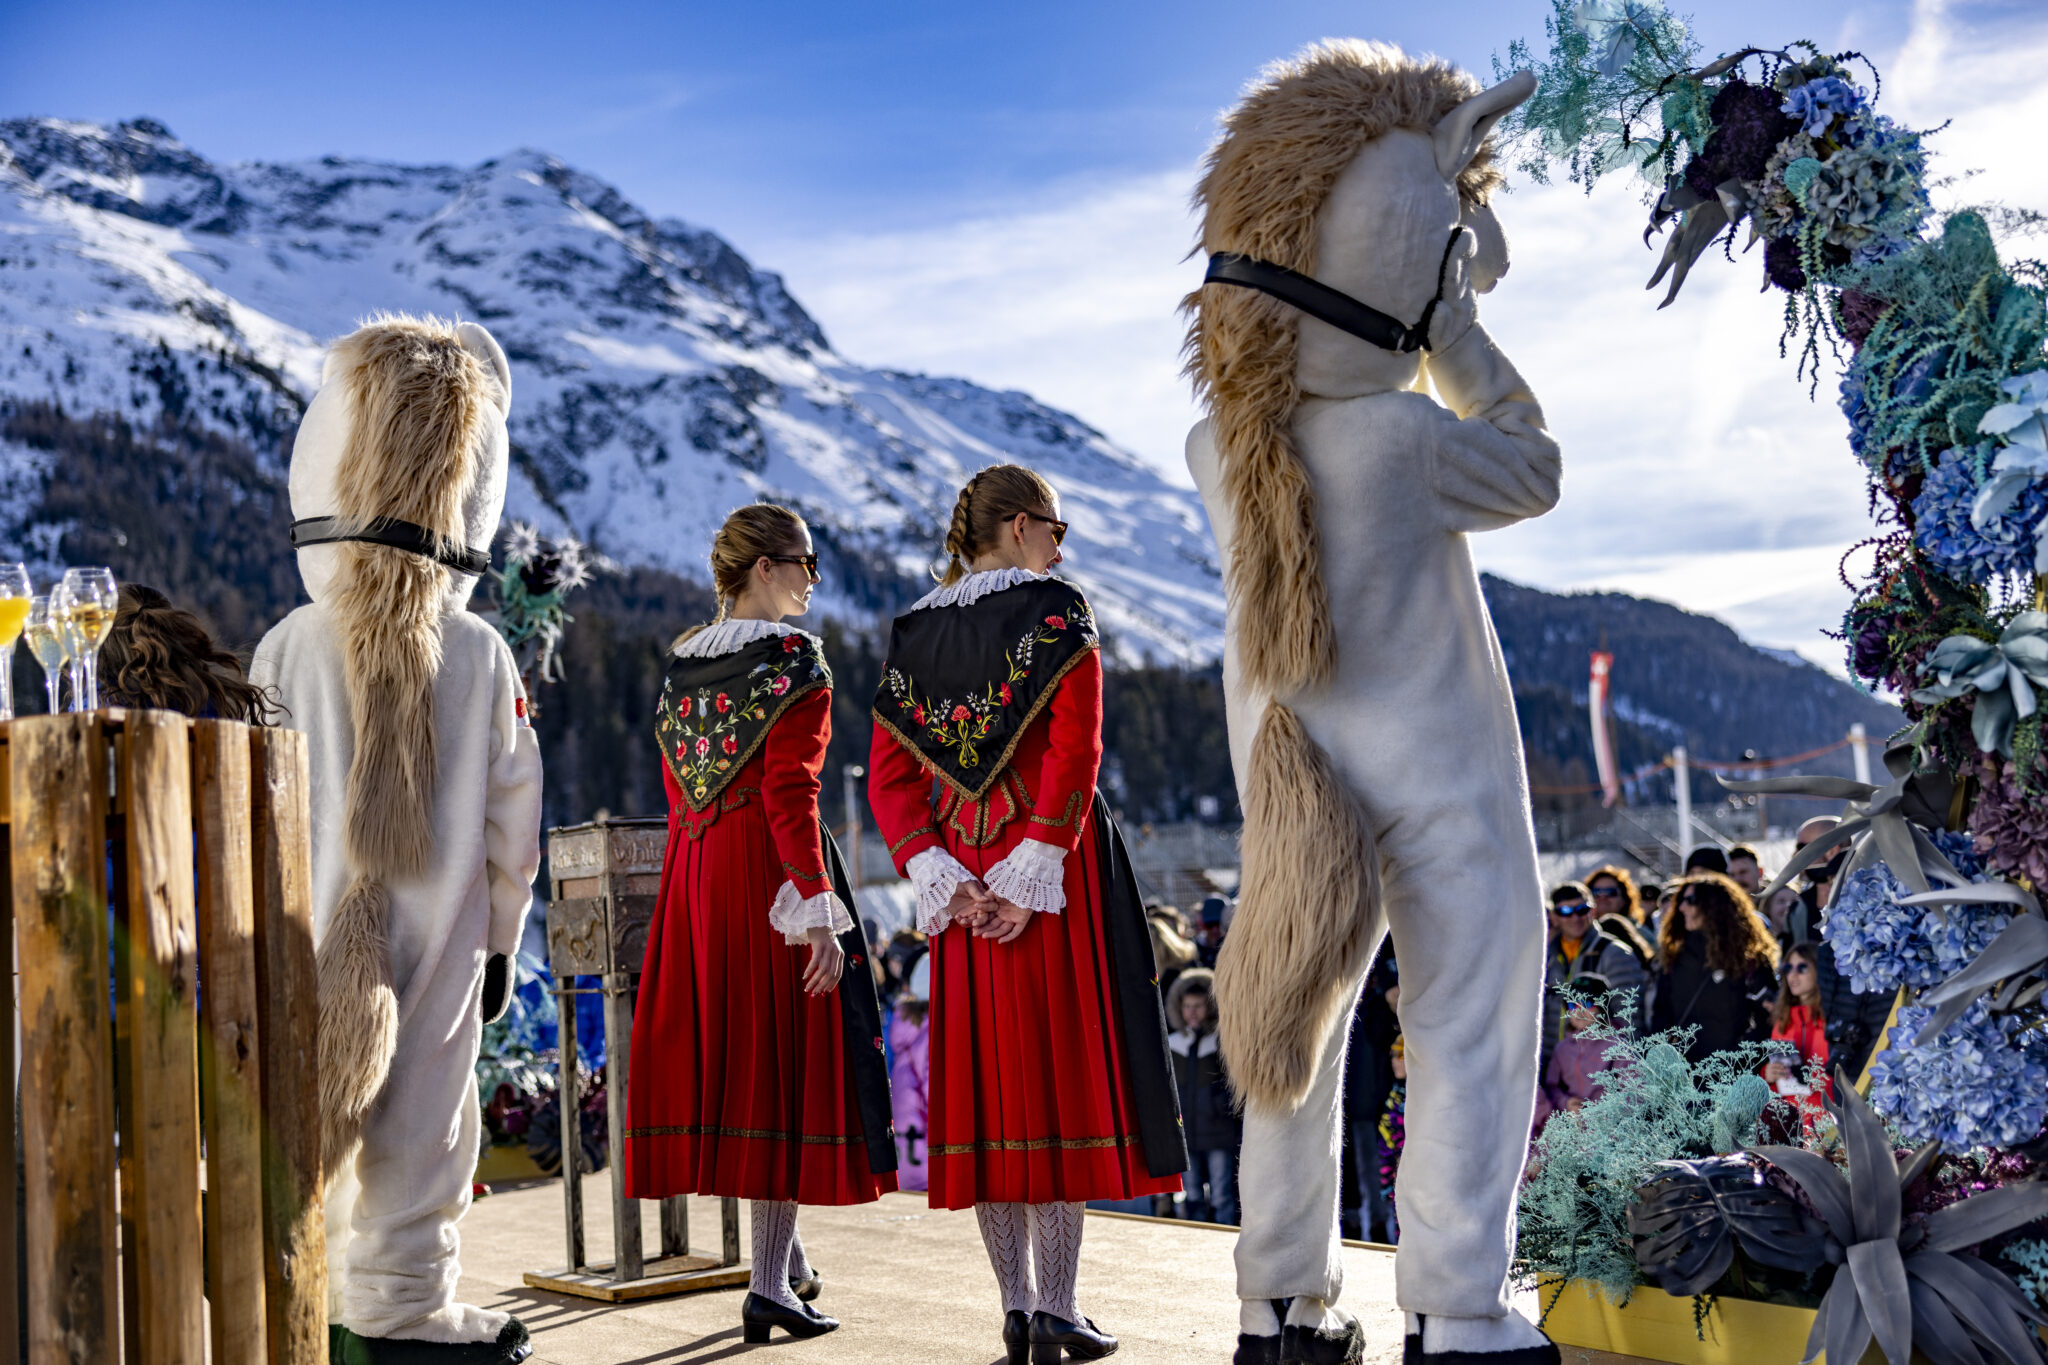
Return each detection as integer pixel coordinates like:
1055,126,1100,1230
1204,228,1463,354
290,516,492,576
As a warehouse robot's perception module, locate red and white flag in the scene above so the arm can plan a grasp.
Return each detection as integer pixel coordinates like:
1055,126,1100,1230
1589,651,1620,808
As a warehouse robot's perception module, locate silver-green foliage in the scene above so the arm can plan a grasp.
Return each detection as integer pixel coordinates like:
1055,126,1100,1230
1515,1012,1780,1302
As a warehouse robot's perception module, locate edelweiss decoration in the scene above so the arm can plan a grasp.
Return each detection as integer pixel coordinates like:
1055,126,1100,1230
872,579,1096,800
658,632,829,812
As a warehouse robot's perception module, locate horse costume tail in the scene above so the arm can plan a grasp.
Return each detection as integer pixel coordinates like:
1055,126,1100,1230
313,317,498,1178
1215,701,1381,1113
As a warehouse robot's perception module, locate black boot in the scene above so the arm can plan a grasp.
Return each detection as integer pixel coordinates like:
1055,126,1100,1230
1401,1316,1559,1365
329,1319,533,1365
1282,1312,1364,1365
1234,1299,1287,1365
1003,1308,1031,1365
741,1292,838,1343
1029,1310,1118,1362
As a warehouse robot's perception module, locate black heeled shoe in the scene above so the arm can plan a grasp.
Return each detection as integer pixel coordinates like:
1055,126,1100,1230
740,1292,838,1343
1003,1308,1031,1365
1029,1310,1118,1362
790,1269,823,1302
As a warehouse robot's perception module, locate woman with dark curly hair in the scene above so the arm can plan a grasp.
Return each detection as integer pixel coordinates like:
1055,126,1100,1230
101,584,277,721
1648,872,1780,1063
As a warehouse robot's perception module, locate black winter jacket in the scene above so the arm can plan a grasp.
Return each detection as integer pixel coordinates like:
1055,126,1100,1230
1650,931,1776,1063
1168,1028,1240,1154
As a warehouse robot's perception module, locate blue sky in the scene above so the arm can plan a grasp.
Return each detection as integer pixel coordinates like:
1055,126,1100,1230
6,0,1913,242
7,0,2046,668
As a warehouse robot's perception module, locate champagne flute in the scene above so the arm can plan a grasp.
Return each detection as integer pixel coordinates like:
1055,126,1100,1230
60,568,117,713
0,564,30,721
23,595,69,715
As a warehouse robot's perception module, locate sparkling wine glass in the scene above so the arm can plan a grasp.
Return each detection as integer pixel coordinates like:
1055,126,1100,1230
0,564,29,722
61,568,117,713
23,595,69,714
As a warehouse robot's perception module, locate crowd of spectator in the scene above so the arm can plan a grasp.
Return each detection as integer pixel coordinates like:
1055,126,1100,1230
861,826,1886,1245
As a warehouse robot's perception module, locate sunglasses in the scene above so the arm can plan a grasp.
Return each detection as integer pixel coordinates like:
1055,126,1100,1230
1553,903,1592,918
766,553,821,578
1023,511,1069,546
1590,885,1623,898
1679,892,1702,906
1785,962,1814,977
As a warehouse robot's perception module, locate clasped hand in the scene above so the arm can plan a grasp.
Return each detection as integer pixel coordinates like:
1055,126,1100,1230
945,879,1032,945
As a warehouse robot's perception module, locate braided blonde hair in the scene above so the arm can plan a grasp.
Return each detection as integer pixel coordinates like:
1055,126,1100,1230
938,464,1057,586
674,503,807,649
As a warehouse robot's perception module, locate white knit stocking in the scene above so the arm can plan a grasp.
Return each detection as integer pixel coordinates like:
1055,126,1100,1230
975,1201,1036,1314
787,1222,813,1283
1028,1201,1085,1324
749,1201,803,1310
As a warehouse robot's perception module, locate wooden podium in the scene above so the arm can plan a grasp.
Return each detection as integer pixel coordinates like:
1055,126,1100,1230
522,816,747,1302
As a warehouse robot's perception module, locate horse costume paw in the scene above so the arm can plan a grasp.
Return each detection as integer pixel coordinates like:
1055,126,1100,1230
1401,1311,1558,1365
1234,1298,1287,1364
1280,1299,1363,1365
330,1317,533,1365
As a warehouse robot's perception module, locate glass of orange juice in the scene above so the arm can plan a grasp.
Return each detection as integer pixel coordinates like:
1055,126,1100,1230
0,564,30,721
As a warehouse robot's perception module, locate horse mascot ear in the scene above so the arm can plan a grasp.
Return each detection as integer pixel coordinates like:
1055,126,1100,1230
1184,44,1533,1113
289,315,512,1175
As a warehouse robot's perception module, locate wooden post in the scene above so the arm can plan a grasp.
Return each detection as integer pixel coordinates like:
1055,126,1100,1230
251,728,325,1364
558,982,583,1272
0,726,16,1363
116,713,206,1364
604,972,642,1282
13,713,119,1363
658,1197,687,1260
191,721,267,1365
721,1198,741,1267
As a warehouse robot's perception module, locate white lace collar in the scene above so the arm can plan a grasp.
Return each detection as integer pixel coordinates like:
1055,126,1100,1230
906,567,1053,614
671,617,820,660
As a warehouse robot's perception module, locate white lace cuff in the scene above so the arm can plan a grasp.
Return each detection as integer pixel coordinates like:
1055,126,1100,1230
983,838,1068,915
767,880,854,944
907,847,978,934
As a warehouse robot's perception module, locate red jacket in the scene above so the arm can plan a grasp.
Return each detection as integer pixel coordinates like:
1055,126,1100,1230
1767,1002,1831,1108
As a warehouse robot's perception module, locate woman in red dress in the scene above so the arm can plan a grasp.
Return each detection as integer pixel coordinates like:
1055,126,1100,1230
624,504,896,1345
868,465,1186,1364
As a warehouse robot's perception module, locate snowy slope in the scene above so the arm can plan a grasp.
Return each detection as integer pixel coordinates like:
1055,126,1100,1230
0,117,1220,660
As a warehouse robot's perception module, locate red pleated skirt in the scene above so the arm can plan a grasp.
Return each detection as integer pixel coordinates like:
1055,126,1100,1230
623,780,895,1205
927,800,1182,1209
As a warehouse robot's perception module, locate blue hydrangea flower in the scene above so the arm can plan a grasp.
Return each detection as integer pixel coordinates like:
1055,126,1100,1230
1823,862,2011,993
1912,445,2048,584
1783,76,1868,138
1869,1000,2048,1149
1841,366,1873,459
1931,828,1987,881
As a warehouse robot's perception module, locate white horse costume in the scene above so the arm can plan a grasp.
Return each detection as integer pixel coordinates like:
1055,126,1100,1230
1183,45,1559,1363
251,317,543,1356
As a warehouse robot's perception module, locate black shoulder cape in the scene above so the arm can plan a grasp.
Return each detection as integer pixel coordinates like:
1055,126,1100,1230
656,630,830,812
823,824,899,1176
871,578,1097,800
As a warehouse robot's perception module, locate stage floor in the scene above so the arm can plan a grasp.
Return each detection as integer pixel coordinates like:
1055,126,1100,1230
454,1176,1648,1364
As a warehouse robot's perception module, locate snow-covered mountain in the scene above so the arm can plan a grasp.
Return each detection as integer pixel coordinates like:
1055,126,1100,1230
0,116,1221,660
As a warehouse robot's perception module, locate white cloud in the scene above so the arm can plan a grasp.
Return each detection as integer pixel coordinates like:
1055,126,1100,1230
761,0,2048,672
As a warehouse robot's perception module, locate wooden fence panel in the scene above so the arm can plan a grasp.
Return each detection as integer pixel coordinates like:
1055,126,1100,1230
118,712,206,1364
0,734,16,1363
191,720,267,1365
12,714,119,1364
251,727,325,1364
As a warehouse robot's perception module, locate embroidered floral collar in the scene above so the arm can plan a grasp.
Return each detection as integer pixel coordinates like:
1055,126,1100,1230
906,567,1055,614
658,631,831,811
874,577,1097,801
673,617,821,660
